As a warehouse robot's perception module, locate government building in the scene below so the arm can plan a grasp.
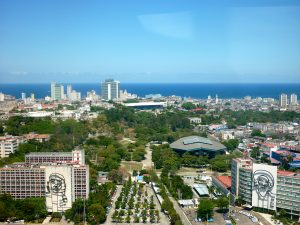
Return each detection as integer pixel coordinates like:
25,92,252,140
0,150,89,213
231,158,300,217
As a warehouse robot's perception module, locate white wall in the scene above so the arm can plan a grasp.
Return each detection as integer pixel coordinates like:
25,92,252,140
252,163,277,210
45,166,74,212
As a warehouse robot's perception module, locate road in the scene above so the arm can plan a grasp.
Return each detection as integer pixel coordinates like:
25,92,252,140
104,185,122,225
231,206,273,225
141,143,153,170
145,184,170,225
168,195,192,225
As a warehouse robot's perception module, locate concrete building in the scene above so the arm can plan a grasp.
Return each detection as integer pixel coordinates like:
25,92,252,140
86,90,99,102
23,133,50,143
0,150,88,213
170,136,226,158
0,136,19,158
21,92,26,100
291,93,298,106
51,82,64,101
67,85,72,99
25,149,85,165
0,92,4,102
280,93,288,108
231,158,300,217
0,162,89,212
30,93,35,101
212,176,231,196
188,117,202,124
66,85,81,101
101,79,120,101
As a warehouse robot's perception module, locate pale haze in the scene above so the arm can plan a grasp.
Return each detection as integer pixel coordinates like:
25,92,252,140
0,0,300,83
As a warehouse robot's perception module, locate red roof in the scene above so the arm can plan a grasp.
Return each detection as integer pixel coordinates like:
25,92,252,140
216,176,231,189
277,170,295,176
193,108,204,111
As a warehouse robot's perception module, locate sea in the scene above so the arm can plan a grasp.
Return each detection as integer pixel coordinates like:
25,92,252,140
0,83,300,100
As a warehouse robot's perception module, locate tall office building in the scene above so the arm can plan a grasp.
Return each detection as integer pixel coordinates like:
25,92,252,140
290,93,298,105
101,79,120,101
280,93,288,108
51,82,64,101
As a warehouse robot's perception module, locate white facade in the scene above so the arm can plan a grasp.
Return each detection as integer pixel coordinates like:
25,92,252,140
21,92,26,100
280,93,288,108
67,85,72,99
252,163,277,210
101,79,120,101
45,165,75,212
51,82,64,101
290,93,297,105
0,137,19,158
0,93,4,102
188,117,202,124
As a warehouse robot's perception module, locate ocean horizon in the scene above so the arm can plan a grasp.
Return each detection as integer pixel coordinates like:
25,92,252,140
0,83,300,100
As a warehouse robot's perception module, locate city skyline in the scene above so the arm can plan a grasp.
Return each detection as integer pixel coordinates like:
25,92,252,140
1,0,300,83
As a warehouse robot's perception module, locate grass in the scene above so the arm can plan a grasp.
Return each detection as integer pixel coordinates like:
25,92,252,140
120,161,143,172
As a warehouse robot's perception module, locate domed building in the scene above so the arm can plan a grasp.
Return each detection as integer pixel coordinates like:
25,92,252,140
170,136,226,158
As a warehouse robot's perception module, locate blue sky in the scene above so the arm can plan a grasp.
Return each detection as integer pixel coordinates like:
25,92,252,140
0,0,300,83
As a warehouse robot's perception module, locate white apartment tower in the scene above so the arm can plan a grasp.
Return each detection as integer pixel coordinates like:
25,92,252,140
290,93,298,105
280,93,288,108
0,93,4,102
67,85,72,99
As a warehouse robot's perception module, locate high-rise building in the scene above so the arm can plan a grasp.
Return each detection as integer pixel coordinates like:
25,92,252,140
215,94,219,104
51,82,64,101
21,92,26,100
101,79,120,101
231,158,300,216
280,93,288,108
207,95,212,103
0,93,4,102
290,93,298,105
67,85,72,99
30,93,35,101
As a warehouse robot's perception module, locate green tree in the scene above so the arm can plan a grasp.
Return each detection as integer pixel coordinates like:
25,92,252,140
181,102,196,110
216,197,229,212
197,199,214,220
87,204,106,225
222,139,239,151
251,129,266,137
250,147,260,159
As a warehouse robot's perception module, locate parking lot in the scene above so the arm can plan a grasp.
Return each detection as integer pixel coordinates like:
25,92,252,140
183,207,266,225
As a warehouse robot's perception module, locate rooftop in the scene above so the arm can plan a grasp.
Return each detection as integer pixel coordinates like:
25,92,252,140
26,152,72,157
216,176,231,189
170,136,226,152
193,183,209,196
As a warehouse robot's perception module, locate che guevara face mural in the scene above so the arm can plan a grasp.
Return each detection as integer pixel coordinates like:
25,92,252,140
46,173,68,209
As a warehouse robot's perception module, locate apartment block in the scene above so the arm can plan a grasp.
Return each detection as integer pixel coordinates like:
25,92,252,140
0,136,20,158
